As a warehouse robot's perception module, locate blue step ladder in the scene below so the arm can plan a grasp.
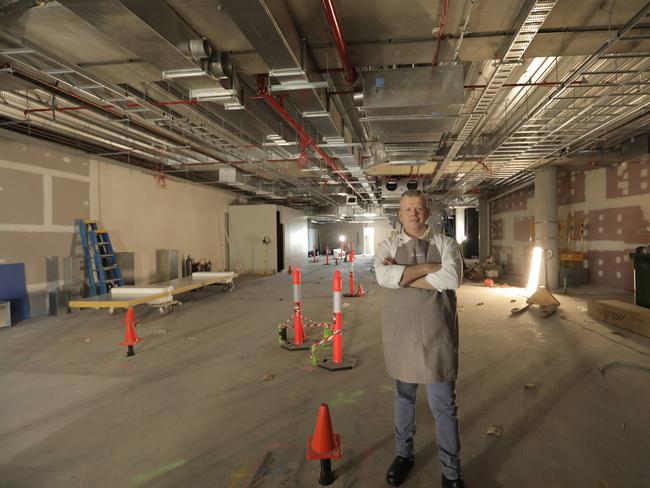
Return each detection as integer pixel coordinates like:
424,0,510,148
76,219,124,296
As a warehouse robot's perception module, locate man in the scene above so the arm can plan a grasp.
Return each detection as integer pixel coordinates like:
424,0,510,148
374,190,465,488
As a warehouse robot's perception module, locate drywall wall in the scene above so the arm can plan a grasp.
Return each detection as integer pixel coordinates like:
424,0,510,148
489,161,650,290
373,220,395,253
489,185,535,277
0,131,94,315
557,163,650,290
228,204,278,274
279,206,308,270
98,162,234,284
228,205,307,273
0,130,238,315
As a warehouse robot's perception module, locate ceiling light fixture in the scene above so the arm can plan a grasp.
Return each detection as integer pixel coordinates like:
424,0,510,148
162,68,205,79
302,110,330,118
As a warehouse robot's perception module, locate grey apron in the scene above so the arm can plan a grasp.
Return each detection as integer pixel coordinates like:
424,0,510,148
381,235,459,384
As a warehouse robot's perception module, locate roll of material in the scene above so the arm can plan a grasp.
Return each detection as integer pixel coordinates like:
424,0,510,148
191,272,235,280
111,287,173,298
109,287,174,306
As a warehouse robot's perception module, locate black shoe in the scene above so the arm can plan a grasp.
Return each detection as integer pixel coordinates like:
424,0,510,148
386,456,414,486
442,474,466,488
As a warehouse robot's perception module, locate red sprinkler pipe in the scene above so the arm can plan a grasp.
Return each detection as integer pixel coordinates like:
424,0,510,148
255,88,364,201
332,270,343,364
432,0,450,66
321,0,357,84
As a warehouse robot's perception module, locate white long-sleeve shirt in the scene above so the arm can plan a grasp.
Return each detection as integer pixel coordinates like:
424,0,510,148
374,229,463,291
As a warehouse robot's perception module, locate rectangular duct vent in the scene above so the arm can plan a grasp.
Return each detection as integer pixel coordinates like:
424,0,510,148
361,66,464,116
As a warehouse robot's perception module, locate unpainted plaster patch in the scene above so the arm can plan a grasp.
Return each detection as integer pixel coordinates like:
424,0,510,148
587,206,650,242
588,250,635,291
607,162,650,198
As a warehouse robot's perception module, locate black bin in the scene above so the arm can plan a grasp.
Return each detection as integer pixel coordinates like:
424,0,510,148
629,249,650,309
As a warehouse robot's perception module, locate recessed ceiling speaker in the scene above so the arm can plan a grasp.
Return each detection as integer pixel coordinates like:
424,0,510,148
406,180,418,190
386,180,398,191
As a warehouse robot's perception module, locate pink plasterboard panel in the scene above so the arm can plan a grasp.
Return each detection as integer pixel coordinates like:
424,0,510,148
586,249,634,291
558,170,585,205
585,206,650,243
491,189,530,215
514,216,534,242
490,219,504,240
606,161,650,198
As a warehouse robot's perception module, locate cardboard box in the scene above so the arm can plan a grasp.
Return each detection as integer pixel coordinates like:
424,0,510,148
484,263,502,279
587,300,650,338
485,268,500,278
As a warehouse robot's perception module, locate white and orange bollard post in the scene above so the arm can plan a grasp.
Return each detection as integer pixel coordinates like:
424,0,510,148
318,270,357,370
325,246,330,265
344,243,361,297
282,267,311,351
312,246,318,263
349,245,355,295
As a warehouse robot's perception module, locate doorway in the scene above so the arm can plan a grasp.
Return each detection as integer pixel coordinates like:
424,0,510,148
276,211,284,272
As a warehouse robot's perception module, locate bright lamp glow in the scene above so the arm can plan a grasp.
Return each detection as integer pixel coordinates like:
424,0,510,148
339,235,346,242
526,247,543,295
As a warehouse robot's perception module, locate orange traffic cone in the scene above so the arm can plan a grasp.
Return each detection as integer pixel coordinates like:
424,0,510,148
120,307,142,357
124,306,139,327
287,265,293,274
307,403,341,485
357,282,364,296
309,404,338,456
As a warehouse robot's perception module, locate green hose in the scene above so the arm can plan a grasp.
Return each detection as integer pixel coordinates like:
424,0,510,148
599,361,650,376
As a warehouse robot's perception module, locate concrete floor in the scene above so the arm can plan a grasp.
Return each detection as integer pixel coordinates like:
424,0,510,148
1,256,649,488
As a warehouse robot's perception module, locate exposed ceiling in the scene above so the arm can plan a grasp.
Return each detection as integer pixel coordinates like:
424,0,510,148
1,0,649,220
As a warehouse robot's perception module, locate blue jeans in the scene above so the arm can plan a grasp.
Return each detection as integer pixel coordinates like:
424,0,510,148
394,380,461,480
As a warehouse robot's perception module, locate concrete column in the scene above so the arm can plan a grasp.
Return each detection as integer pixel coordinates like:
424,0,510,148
534,166,559,289
454,207,466,243
478,198,489,262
